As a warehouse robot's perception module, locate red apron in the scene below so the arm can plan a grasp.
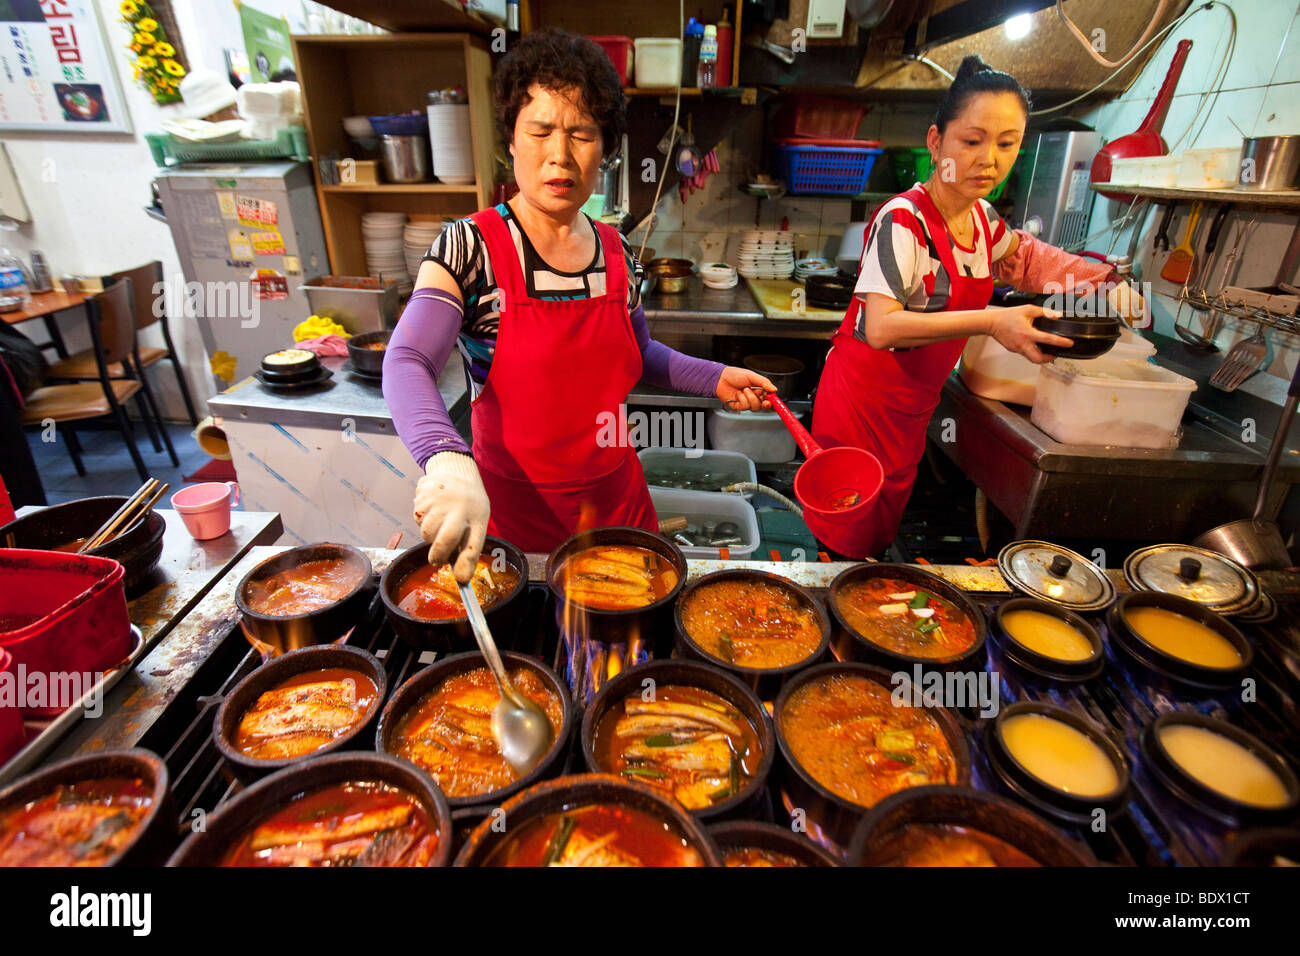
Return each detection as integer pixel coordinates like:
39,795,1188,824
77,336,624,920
807,185,994,557
468,207,658,553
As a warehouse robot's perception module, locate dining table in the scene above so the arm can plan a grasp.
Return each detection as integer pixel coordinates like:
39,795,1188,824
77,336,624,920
1,288,89,357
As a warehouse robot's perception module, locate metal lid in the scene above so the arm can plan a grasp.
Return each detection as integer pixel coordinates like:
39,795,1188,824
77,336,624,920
1123,544,1259,615
997,540,1115,612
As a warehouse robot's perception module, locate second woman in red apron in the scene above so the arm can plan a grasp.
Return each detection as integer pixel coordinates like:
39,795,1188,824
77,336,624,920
808,55,1145,558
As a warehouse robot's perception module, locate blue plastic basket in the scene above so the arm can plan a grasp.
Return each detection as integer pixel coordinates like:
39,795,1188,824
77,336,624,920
771,141,883,196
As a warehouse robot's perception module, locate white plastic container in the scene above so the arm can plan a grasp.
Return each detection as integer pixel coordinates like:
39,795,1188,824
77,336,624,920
638,447,757,498
633,38,682,88
961,327,1156,406
1031,357,1196,449
1135,154,1180,187
648,487,761,560
707,408,799,464
1175,147,1240,189
1109,156,1144,186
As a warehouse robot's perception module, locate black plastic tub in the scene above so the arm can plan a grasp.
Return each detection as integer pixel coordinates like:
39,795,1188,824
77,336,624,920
828,562,988,675
847,785,1096,866
1107,591,1253,691
166,752,453,867
984,701,1131,826
375,650,573,811
213,644,388,783
379,537,528,654
674,568,830,699
580,658,775,822
546,527,687,657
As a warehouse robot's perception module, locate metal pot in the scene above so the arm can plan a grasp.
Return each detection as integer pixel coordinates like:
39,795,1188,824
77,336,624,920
1237,134,1300,191
1193,354,1298,569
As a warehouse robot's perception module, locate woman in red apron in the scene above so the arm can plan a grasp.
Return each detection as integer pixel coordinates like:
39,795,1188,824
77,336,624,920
809,55,1145,558
384,29,773,581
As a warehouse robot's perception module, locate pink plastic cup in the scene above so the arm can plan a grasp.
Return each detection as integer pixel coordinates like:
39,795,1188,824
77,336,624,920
170,481,240,540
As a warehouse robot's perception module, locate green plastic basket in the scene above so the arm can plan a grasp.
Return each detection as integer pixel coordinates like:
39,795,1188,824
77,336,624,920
145,126,311,166
888,146,1021,201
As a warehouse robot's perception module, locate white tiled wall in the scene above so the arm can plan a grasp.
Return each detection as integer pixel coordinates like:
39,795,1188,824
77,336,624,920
1077,0,1300,386
638,103,935,265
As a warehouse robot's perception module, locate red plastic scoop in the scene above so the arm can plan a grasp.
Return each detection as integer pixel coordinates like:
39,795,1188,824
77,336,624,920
765,392,884,526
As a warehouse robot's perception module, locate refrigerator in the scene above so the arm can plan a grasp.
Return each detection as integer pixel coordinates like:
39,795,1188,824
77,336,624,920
154,161,329,393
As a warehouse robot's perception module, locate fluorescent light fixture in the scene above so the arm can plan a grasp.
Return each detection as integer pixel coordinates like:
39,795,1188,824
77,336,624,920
1004,13,1032,40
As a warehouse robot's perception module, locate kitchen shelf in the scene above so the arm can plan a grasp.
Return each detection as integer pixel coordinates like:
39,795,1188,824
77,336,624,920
1090,183,1300,209
320,183,479,194
293,32,496,275
304,0,494,35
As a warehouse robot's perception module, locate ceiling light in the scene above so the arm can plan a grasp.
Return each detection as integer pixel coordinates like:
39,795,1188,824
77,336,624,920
1004,13,1032,40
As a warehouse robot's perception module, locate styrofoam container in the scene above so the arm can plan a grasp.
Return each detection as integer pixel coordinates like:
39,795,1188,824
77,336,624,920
638,447,757,498
1135,154,1180,187
1175,147,1240,189
633,38,682,88
1031,357,1196,449
961,327,1156,406
648,487,761,560
707,408,799,464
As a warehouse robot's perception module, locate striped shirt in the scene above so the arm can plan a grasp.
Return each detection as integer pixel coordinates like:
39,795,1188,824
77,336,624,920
851,191,1012,341
422,203,644,398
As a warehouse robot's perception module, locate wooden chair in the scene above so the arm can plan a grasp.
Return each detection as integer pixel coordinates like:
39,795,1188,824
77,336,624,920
21,279,153,482
44,260,200,426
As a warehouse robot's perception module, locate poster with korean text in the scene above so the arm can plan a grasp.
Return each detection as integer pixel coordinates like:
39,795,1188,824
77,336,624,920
0,0,132,132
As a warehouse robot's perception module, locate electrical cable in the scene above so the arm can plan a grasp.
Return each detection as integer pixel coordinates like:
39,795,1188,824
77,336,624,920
635,0,684,263
1056,0,1171,69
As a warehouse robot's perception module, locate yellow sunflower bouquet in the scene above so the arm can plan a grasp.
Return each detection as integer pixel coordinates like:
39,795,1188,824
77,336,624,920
120,0,186,104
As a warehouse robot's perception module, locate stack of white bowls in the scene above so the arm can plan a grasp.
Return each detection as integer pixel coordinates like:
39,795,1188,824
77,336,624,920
794,257,838,281
698,262,738,290
736,230,795,280
361,211,410,294
403,218,444,279
427,103,475,185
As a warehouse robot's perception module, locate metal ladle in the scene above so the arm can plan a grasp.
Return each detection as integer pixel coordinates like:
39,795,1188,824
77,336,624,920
457,578,554,775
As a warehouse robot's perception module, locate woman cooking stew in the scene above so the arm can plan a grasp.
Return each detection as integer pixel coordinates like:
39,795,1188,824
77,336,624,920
809,55,1146,559
384,28,775,582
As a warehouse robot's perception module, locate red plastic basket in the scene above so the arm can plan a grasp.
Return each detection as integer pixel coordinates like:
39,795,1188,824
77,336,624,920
589,35,635,87
0,550,131,716
773,95,871,140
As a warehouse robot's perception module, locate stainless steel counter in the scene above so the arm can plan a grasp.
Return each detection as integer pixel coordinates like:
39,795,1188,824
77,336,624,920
643,281,839,340
931,363,1300,541
208,354,468,433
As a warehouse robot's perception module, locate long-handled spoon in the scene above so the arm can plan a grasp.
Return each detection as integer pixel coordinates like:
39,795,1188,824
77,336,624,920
457,578,553,775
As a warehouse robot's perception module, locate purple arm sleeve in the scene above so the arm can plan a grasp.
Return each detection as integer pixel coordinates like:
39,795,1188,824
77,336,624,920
382,289,472,468
630,304,725,396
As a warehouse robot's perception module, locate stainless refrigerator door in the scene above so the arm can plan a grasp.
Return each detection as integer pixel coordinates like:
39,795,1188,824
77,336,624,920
155,162,328,392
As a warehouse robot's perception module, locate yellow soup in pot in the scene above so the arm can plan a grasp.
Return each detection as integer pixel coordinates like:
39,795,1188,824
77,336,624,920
1158,724,1290,809
1123,607,1242,669
1001,610,1094,662
1000,713,1120,797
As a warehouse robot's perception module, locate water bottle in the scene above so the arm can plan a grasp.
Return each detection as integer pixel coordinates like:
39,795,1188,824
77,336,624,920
0,248,30,304
697,25,717,89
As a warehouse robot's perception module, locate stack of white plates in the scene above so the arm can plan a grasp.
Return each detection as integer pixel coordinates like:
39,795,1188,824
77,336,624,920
794,257,838,281
736,230,795,280
403,218,444,279
427,103,475,185
362,211,411,294
699,262,738,290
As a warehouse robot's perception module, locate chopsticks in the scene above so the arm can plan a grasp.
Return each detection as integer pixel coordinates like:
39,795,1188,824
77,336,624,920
78,478,168,553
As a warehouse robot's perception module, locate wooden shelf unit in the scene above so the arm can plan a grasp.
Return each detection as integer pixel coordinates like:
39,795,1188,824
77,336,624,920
292,33,497,276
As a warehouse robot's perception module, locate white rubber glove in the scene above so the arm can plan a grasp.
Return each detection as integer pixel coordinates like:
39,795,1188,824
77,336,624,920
413,451,490,585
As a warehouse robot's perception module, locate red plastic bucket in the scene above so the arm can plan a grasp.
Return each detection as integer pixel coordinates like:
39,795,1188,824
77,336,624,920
766,393,884,540
0,550,131,717
0,647,25,766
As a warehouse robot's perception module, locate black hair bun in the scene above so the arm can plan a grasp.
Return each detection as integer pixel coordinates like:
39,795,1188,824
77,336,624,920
954,55,990,81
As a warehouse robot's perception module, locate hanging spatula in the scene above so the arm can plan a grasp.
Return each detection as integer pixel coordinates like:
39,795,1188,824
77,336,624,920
1210,320,1268,392
1161,201,1202,285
